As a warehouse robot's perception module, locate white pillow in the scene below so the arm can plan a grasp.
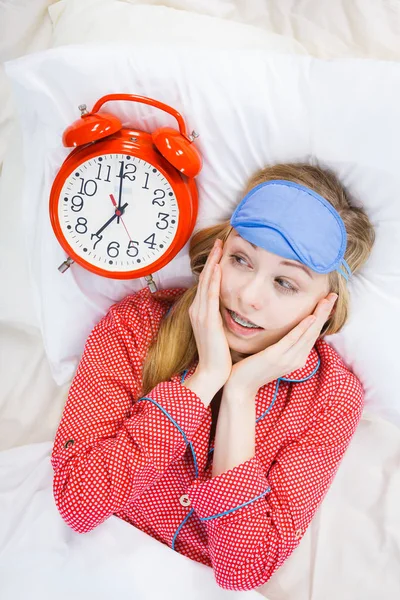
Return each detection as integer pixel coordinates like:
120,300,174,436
5,43,400,429
48,0,307,54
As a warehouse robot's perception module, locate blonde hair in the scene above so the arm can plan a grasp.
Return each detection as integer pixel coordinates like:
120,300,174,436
140,162,375,397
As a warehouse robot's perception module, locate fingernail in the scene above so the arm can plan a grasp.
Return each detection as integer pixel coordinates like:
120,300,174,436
330,294,338,303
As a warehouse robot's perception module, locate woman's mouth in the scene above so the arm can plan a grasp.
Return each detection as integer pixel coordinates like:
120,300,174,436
223,307,264,337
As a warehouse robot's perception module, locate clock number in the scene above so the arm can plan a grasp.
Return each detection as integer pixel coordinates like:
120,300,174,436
156,212,170,230
96,163,111,182
143,233,157,250
78,178,98,197
71,195,84,212
118,160,136,181
90,233,103,250
75,217,88,234
107,241,120,258
142,172,150,189
152,189,166,207
127,240,139,258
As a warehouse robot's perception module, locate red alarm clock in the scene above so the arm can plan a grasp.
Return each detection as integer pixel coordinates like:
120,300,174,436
49,93,202,289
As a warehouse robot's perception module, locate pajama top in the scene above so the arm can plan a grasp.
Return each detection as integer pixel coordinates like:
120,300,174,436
51,286,364,591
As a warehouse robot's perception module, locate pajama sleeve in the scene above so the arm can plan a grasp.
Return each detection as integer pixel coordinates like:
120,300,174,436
51,292,208,534
187,373,364,591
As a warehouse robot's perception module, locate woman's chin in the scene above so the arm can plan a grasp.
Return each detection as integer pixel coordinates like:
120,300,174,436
225,334,253,361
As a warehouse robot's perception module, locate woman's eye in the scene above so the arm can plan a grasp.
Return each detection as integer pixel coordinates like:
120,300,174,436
229,255,299,295
276,278,298,295
229,254,248,267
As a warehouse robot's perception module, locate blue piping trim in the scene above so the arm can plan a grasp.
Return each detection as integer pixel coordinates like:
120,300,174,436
199,487,271,522
180,368,199,478
256,380,280,424
256,356,320,422
189,441,199,479
171,508,194,550
180,369,189,384
136,397,189,446
279,357,321,382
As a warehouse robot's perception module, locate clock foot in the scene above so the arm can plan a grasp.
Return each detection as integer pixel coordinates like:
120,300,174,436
145,274,158,293
58,257,75,273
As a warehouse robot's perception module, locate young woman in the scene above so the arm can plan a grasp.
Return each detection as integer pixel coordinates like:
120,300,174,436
51,163,375,591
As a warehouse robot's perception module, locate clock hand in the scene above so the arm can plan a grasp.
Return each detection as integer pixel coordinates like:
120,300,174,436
109,193,123,215
110,194,134,241
95,201,128,237
116,160,124,224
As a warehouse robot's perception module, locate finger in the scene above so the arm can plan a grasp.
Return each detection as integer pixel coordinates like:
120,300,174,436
278,314,317,351
198,240,222,306
308,293,338,330
191,240,221,315
288,294,338,355
274,293,337,357
208,263,222,321
198,240,221,283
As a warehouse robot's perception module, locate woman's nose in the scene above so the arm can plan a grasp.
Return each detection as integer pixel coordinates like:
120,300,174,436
238,279,265,311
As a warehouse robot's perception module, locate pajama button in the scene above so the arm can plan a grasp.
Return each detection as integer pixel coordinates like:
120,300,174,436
64,439,75,449
179,494,191,507
295,529,302,539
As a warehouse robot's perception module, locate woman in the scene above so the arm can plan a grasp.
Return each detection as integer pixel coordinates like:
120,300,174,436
51,163,375,591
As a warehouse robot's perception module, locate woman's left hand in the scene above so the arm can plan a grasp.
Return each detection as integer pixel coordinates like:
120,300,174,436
224,293,338,398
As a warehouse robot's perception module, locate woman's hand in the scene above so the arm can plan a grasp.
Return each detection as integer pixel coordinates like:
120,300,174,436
224,293,338,398
188,238,232,391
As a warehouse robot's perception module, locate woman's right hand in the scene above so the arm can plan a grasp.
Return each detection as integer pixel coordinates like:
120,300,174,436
188,238,232,393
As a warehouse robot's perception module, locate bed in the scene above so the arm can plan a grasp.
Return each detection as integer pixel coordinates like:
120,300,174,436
1,2,400,599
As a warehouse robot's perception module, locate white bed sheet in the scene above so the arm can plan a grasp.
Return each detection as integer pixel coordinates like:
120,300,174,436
0,442,259,600
1,2,400,600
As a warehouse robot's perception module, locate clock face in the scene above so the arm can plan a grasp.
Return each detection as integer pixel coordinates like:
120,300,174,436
58,153,179,273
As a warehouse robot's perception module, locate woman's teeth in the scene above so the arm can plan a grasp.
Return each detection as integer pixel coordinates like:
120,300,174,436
228,310,262,329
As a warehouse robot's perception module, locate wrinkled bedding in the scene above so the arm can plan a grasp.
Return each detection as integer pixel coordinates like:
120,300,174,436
1,2,399,600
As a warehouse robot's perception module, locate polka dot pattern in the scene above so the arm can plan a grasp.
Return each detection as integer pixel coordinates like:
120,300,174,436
51,286,364,591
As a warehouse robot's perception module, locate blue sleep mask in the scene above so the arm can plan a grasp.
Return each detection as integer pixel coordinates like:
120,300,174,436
230,180,351,281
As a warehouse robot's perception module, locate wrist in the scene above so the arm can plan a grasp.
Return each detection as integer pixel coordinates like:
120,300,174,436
223,377,257,401
222,382,257,406
181,370,221,407
195,367,227,393
212,388,256,477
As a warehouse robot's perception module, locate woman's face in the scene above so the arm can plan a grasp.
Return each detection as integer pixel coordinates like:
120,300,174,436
219,230,331,363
